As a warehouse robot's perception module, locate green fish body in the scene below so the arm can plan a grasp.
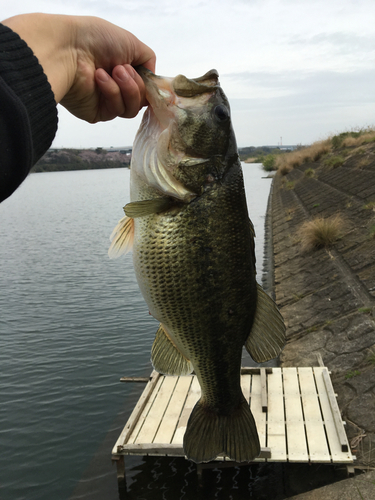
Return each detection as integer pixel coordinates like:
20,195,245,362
109,68,285,463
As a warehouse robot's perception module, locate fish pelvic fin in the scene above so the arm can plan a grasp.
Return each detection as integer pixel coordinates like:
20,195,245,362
151,324,193,376
108,216,134,259
245,283,286,363
183,396,260,463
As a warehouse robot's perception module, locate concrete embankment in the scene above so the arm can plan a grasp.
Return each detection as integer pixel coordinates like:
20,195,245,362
269,141,375,497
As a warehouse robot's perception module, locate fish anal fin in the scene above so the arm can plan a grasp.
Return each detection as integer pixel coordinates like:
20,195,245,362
108,216,134,259
183,396,260,463
151,324,193,376
245,283,286,363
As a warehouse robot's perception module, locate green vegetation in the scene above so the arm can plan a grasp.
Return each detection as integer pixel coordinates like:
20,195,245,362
345,370,361,379
262,154,277,171
358,307,373,314
304,168,315,178
323,155,345,169
369,225,375,239
363,201,375,210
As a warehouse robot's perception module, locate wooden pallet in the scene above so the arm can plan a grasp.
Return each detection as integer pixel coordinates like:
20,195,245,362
112,367,354,483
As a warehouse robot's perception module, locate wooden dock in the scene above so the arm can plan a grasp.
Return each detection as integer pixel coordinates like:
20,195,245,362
112,367,354,484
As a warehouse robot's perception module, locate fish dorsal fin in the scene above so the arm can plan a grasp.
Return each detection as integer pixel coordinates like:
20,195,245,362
151,324,193,376
245,284,286,363
124,198,177,218
108,216,134,259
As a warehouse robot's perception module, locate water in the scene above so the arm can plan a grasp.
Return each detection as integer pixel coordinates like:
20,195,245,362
0,164,272,500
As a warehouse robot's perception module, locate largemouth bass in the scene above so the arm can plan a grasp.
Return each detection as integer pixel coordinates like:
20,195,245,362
109,68,285,463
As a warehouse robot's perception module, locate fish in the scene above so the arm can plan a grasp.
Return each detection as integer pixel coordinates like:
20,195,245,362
109,67,285,463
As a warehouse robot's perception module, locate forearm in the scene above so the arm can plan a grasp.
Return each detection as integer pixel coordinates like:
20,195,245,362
0,22,58,202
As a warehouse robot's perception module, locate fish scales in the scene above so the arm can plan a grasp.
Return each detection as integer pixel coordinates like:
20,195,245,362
134,160,256,409
109,67,285,463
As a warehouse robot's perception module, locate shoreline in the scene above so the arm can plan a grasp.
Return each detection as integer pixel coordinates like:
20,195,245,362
269,140,375,498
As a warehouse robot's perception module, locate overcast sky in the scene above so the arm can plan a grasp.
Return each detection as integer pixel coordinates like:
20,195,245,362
3,0,375,148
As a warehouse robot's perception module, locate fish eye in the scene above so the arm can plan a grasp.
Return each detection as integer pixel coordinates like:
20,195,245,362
214,105,229,122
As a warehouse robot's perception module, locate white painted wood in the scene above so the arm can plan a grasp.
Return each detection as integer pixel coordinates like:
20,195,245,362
322,369,349,452
127,374,164,444
112,371,161,453
155,376,192,443
114,367,354,466
298,367,331,463
283,368,308,462
260,368,268,412
135,376,178,444
314,368,352,463
249,373,266,461
172,376,200,444
267,368,287,461
241,374,251,403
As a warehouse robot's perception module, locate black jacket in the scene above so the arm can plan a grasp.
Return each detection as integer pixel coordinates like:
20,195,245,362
0,24,58,202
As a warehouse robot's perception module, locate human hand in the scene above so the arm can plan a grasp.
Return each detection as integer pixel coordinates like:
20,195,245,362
2,14,156,123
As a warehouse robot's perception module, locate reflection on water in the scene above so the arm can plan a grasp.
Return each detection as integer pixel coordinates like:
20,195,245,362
0,165,278,500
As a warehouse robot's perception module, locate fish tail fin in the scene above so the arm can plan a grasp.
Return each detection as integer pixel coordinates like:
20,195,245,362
183,396,260,463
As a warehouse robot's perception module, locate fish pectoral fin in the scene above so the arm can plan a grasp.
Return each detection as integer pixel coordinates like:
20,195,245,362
108,216,134,259
245,283,286,363
124,198,177,218
151,324,193,376
178,157,209,168
183,396,260,463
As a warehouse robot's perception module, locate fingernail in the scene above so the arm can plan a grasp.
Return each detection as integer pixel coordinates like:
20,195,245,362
116,66,130,82
97,69,110,83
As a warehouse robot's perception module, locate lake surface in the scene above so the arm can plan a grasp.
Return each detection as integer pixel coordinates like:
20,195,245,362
0,164,274,500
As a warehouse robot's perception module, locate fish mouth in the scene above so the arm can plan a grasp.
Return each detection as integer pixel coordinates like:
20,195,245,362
135,66,220,125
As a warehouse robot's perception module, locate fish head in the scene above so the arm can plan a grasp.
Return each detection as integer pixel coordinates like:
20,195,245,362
132,67,237,201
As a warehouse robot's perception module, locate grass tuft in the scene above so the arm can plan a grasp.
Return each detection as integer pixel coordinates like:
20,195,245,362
345,370,361,379
323,155,345,169
298,215,344,251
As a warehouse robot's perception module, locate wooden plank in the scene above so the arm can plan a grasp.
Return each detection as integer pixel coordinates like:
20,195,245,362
313,368,352,463
322,369,349,452
283,368,308,462
240,373,251,403
135,376,179,444
112,370,161,455
120,377,150,383
126,374,164,445
249,373,266,461
260,368,268,412
172,376,200,444
298,367,331,463
267,368,286,461
241,367,273,375
121,443,184,456
154,376,192,443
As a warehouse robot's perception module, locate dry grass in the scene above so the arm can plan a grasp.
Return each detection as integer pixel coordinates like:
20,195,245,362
275,140,331,173
342,131,375,147
298,215,344,251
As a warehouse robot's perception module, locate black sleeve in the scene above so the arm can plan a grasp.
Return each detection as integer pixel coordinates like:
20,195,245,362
0,24,58,203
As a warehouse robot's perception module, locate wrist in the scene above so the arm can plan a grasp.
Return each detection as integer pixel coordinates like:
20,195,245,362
2,13,77,103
